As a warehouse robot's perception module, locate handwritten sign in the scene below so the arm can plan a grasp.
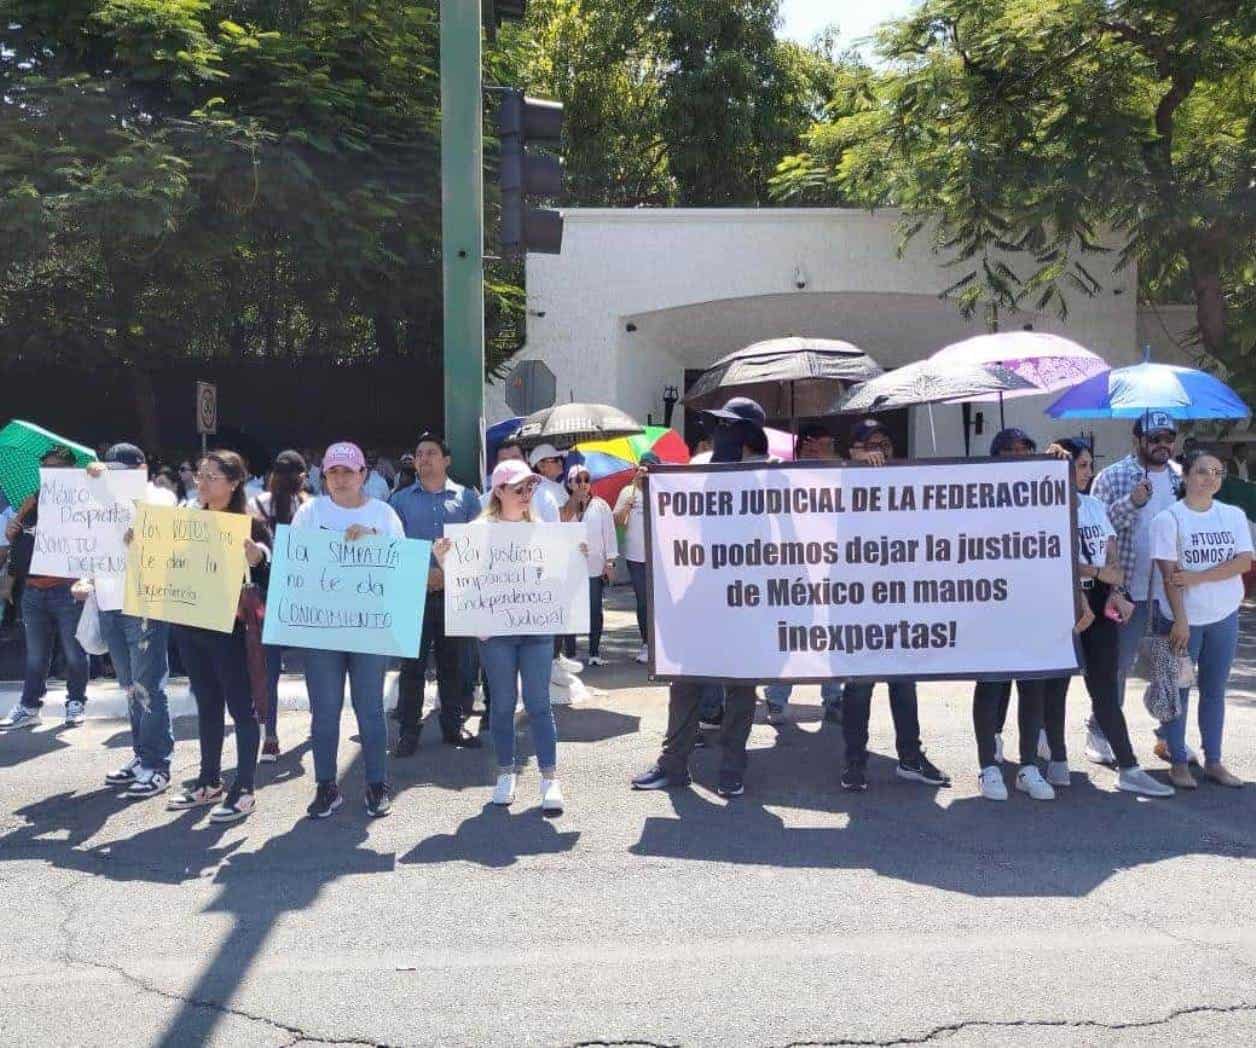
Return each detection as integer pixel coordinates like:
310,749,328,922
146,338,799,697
262,524,430,657
124,505,250,632
29,468,148,608
443,521,589,637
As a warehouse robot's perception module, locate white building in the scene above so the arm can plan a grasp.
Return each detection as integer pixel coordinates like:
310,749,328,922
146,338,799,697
488,208,1197,466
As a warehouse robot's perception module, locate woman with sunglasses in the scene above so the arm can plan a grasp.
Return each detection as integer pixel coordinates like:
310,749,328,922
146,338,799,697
1151,449,1252,789
565,464,617,666
167,450,272,823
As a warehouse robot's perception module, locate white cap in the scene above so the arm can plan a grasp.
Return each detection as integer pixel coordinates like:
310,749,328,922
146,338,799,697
528,443,562,468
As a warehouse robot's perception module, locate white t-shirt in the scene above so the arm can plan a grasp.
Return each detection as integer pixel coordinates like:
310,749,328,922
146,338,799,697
1076,493,1115,567
145,482,178,508
1128,467,1179,599
364,471,391,501
580,497,618,576
615,484,646,562
290,495,404,539
1150,500,1253,625
531,477,569,523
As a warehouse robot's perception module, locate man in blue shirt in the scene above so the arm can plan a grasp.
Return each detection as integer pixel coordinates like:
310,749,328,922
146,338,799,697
389,432,484,756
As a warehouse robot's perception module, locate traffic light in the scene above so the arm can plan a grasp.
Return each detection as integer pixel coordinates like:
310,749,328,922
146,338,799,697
497,89,564,256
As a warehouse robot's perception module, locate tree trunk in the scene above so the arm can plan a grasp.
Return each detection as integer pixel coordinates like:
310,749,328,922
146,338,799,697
1186,237,1228,357
131,367,162,459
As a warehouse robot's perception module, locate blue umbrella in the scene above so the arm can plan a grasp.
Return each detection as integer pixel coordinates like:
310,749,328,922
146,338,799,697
1046,359,1249,421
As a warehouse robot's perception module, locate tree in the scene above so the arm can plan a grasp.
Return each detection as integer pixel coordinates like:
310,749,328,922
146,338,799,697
772,0,1256,402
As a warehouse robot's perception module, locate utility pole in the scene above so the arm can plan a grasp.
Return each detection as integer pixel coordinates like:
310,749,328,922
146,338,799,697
440,0,485,486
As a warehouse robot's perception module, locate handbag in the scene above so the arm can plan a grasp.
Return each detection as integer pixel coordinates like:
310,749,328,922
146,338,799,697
1137,515,1192,723
75,590,110,656
237,580,270,725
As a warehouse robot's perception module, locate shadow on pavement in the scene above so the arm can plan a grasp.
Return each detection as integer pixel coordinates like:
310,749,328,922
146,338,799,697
399,801,581,868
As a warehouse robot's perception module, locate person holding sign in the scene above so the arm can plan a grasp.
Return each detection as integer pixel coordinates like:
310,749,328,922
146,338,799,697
1151,449,1253,789
562,464,617,666
166,450,272,824
289,442,405,818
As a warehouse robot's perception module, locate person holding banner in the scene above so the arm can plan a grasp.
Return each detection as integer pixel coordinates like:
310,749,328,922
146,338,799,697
290,442,405,818
166,450,272,823
566,464,617,666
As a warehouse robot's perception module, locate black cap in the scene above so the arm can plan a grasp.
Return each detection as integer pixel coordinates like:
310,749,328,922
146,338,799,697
990,428,1036,455
103,442,146,468
849,419,889,446
703,396,766,429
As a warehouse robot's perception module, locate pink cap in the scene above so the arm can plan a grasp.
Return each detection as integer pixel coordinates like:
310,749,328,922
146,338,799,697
491,459,536,490
323,442,366,471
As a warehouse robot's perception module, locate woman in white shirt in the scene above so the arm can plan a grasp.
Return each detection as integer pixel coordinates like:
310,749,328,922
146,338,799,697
566,465,617,666
1152,449,1254,789
290,442,405,819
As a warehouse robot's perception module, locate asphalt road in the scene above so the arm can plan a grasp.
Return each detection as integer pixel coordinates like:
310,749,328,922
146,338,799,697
2,591,1254,1047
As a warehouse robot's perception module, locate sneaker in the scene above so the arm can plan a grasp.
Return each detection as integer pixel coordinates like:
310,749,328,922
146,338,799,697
0,704,41,730
765,702,786,726
1168,762,1198,789
716,771,744,798
699,709,723,728
259,736,280,764
307,782,343,819
393,733,420,758
634,645,649,665
897,752,951,787
555,654,583,675
1045,760,1071,787
1204,762,1243,789
125,769,170,799
1037,729,1051,762
365,782,392,817
1154,740,1201,767
587,655,608,667
841,764,868,792
1117,767,1174,797
979,766,1008,801
550,661,574,687
993,733,1004,764
631,764,688,790
63,700,86,726
105,755,143,786
1085,726,1116,765
540,778,565,814
167,781,225,810
1015,765,1055,801
492,772,517,806
209,785,256,823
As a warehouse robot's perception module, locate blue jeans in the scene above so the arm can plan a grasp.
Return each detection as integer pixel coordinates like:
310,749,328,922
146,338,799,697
20,585,87,708
480,635,557,772
263,645,284,737
763,682,843,709
1161,610,1239,764
303,649,389,787
98,610,172,772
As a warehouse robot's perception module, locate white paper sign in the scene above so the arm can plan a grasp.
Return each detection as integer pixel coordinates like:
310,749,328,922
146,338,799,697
30,468,148,610
443,521,590,637
646,459,1080,683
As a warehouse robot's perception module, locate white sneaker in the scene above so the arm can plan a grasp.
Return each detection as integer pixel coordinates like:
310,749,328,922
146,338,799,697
1117,767,1175,798
1045,760,1071,787
125,769,170,799
549,661,573,687
0,704,41,730
105,755,143,786
1016,766,1056,801
556,654,583,675
979,766,1008,801
64,700,86,726
993,733,1004,764
540,778,564,814
1085,726,1116,764
634,645,648,664
1037,729,1051,762
587,656,608,667
491,772,517,806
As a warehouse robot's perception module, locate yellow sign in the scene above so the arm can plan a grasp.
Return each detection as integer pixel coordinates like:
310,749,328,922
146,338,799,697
124,505,250,632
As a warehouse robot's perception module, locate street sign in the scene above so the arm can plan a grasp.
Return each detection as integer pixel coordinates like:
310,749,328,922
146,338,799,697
196,381,217,435
505,360,556,415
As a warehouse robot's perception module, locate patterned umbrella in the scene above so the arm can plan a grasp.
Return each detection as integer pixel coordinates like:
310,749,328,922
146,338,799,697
0,420,97,507
576,426,689,506
930,332,1108,400
835,360,1036,415
514,402,644,448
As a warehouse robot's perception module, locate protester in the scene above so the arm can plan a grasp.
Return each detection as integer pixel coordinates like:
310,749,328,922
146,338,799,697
614,452,658,665
151,466,183,501
166,450,272,823
249,449,311,762
564,465,617,666
393,453,417,494
632,397,770,798
363,451,392,500
177,460,197,501
1151,448,1253,789
525,444,584,684
0,447,90,731
389,432,483,756
290,442,404,818
1226,442,1249,481
436,459,566,813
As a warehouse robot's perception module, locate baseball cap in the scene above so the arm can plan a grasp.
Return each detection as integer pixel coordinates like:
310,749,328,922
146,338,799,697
528,443,563,468
1133,411,1178,437
103,442,146,468
703,396,766,429
492,460,537,489
566,463,591,484
322,442,366,471
990,427,1037,455
849,419,890,446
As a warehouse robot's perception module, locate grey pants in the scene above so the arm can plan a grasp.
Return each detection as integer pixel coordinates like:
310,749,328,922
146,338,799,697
658,682,756,779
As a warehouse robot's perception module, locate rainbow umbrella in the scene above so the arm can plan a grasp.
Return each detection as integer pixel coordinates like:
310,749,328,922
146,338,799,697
0,420,97,507
577,426,690,506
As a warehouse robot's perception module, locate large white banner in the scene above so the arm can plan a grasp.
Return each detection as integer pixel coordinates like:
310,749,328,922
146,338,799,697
443,521,590,637
646,459,1080,683
30,468,148,610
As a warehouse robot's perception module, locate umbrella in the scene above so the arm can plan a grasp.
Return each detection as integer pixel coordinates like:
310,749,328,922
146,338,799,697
683,337,883,418
0,420,97,507
514,402,645,449
577,426,690,506
1045,359,1250,421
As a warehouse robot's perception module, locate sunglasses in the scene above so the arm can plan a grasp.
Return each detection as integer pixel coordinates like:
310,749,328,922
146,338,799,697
504,481,536,496
1190,467,1225,478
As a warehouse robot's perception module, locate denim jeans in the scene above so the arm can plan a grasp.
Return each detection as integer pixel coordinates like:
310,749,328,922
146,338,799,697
698,684,724,720
263,645,286,737
98,609,172,772
763,682,843,709
1161,610,1239,764
626,560,648,643
173,624,259,791
303,648,389,787
20,585,87,708
480,635,557,772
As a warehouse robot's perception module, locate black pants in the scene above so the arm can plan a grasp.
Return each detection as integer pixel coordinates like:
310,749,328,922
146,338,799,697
587,576,605,656
174,623,259,791
398,592,467,739
658,682,755,779
1042,676,1069,762
1079,586,1138,768
973,679,1044,769
841,681,921,766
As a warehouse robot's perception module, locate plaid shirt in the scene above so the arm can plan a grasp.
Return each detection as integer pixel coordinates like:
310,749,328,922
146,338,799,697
1091,453,1181,596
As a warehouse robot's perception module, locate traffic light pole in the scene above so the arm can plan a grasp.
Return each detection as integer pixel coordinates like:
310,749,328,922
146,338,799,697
440,0,485,487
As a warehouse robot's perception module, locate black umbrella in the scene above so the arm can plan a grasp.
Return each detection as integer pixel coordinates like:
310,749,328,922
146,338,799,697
514,403,645,449
683,337,883,419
